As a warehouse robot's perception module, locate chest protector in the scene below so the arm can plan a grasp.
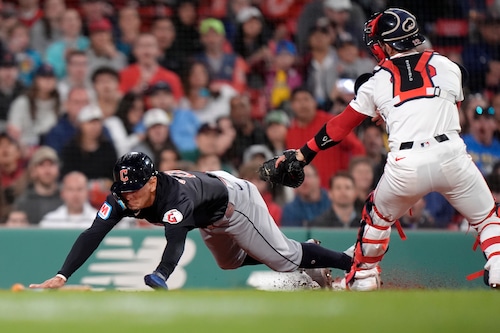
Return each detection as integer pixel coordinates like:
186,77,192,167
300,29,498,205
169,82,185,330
378,50,456,106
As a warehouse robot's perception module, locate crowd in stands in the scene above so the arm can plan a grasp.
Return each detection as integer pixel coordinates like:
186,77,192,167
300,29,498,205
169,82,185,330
0,0,499,231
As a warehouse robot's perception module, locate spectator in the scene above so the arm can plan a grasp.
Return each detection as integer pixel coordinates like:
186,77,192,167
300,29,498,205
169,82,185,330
179,60,237,124
281,164,331,227
157,145,181,171
105,91,145,156
3,210,29,227
335,33,376,79
399,197,436,230
18,0,43,29
301,18,339,111
322,0,366,49
173,0,202,58
0,3,19,43
196,18,247,93
131,108,173,166
224,94,267,169
195,153,222,172
79,0,116,38
486,172,500,199
45,9,90,79
57,50,93,104
264,109,290,156
7,64,60,150
39,171,97,229
233,7,272,89
60,104,117,181
266,40,302,109
286,87,365,189
119,33,183,100
0,132,29,222
13,146,62,225
44,87,91,154
423,191,457,229
242,144,274,166
359,122,386,187
145,81,199,155
462,104,500,175
30,0,66,55
6,23,43,87
92,67,122,119
348,156,375,212
0,52,25,133
310,171,361,228
86,19,127,76
116,6,141,63
151,17,183,75
239,160,282,226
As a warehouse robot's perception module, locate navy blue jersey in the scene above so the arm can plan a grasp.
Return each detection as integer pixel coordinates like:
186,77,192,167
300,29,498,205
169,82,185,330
58,171,228,280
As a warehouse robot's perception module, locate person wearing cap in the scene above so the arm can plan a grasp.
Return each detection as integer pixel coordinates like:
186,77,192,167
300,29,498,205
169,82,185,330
264,110,290,156
131,108,174,166
79,0,116,37
335,33,376,79
172,0,202,58
29,0,66,55
7,63,60,149
86,18,127,77
145,80,199,155
196,18,248,93
5,23,43,86
0,132,29,222
60,104,117,182
12,146,63,225
45,9,90,79
0,52,24,132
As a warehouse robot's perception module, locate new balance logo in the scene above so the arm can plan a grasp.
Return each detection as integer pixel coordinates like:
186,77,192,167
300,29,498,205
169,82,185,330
320,136,333,147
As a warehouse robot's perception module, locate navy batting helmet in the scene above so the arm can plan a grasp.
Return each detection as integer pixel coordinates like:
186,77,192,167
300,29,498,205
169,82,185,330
111,152,158,196
364,8,425,61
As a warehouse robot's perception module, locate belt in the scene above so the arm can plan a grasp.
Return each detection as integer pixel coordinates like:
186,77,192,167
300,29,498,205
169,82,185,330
399,134,449,150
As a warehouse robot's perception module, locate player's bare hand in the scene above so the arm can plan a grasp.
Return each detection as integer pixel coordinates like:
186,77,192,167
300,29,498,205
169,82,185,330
372,113,385,127
29,276,66,289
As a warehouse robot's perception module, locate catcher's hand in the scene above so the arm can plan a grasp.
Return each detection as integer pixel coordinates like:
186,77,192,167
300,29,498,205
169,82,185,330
259,149,306,188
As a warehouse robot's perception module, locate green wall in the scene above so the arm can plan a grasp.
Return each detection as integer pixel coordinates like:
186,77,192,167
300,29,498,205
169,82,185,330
0,228,487,290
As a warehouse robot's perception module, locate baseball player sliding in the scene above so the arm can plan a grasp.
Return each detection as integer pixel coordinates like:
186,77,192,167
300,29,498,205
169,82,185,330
30,152,351,290
261,8,500,290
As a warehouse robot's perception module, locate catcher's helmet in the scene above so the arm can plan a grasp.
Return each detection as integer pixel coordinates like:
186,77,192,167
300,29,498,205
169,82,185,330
364,8,425,61
111,152,158,196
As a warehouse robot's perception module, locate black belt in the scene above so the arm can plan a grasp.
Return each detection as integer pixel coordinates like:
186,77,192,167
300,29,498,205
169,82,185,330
399,134,449,150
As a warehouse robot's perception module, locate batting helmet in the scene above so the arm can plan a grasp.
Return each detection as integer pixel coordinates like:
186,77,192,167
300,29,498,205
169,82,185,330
364,8,425,61
111,152,158,196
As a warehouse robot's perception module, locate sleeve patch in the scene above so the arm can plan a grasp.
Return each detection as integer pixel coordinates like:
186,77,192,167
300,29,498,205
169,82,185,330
98,202,112,220
163,209,184,224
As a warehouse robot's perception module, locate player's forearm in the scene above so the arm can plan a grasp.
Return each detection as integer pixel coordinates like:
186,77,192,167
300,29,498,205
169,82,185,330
156,227,189,279
299,106,367,164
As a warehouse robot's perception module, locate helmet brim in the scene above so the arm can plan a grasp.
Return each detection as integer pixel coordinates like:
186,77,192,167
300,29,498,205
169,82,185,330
388,33,425,51
111,180,147,195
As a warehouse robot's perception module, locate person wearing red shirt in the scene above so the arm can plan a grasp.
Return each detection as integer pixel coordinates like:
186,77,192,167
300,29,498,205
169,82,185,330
119,33,183,101
18,0,44,28
286,88,364,189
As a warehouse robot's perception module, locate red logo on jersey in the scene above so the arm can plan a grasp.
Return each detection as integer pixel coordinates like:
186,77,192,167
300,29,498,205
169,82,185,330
120,169,129,182
163,209,183,224
395,157,406,162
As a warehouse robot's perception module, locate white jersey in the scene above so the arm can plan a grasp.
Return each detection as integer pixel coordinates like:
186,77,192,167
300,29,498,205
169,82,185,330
350,51,464,151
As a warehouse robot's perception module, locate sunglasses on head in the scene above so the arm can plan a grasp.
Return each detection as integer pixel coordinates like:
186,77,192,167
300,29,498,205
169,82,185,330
474,106,495,118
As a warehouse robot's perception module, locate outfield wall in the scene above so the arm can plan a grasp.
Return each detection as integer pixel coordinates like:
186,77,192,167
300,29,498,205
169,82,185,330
0,228,488,290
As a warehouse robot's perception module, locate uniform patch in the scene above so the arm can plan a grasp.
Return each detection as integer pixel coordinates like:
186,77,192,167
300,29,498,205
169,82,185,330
98,202,112,220
163,209,183,224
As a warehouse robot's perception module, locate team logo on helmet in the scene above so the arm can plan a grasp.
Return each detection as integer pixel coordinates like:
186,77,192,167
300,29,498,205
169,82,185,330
402,17,416,32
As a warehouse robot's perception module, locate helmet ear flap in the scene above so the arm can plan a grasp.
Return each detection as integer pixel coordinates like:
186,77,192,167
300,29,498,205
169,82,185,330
370,42,386,62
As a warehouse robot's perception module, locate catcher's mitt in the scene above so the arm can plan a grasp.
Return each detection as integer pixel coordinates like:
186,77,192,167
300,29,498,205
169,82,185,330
259,149,306,188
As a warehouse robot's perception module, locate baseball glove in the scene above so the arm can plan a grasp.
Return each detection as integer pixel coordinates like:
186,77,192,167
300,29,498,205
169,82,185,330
259,149,306,188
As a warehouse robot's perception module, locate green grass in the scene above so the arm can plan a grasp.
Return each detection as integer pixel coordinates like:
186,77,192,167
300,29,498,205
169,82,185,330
0,289,497,332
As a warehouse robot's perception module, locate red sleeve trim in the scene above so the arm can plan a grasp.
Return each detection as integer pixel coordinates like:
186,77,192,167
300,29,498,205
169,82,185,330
325,105,368,142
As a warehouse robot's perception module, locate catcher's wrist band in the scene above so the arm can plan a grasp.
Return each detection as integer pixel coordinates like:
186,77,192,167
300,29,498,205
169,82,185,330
56,274,67,282
299,144,317,165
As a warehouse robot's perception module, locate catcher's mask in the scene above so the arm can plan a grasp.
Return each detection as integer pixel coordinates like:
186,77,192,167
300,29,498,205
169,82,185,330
111,152,158,201
364,8,425,62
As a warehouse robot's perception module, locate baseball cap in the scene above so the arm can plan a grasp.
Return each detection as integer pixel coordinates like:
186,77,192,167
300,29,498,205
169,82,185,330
78,104,103,123
336,32,358,48
242,144,274,164
309,17,331,35
35,64,56,77
264,110,290,127
145,81,173,96
237,7,262,24
0,52,17,68
275,40,297,56
324,0,352,11
198,122,222,135
199,18,225,35
143,108,171,129
29,146,59,168
88,18,112,34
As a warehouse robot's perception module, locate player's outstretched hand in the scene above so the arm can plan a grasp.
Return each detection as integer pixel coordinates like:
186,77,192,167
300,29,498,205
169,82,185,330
144,271,168,290
29,275,66,289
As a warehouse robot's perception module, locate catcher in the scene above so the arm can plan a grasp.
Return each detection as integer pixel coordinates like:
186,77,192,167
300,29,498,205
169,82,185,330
260,8,500,290
30,152,349,290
